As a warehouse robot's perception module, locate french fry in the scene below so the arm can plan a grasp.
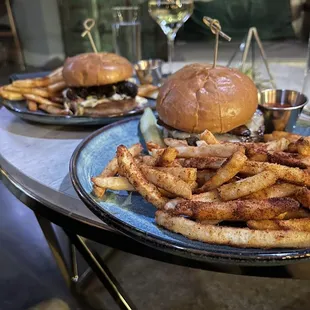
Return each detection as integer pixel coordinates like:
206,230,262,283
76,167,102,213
174,144,240,158
241,161,310,186
198,220,221,225
265,138,290,151
272,131,301,142
156,211,310,248
158,188,177,198
0,88,24,100
47,80,67,94
91,176,135,191
196,169,216,185
200,129,219,144
247,149,268,162
117,145,168,208
93,144,143,198
164,138,188,147
38,104,69,115
177,157,225,169
247,218,310,232
296,137,310,156
280,209,310,219
196,150,247,192
140,165,192,199
245,183,301,200
218,171,278,201
23,94,62,107
141,155,156,166
27,100,38,112
170,198,300,221
268,152,309,169
156,147,178,167
12,74,63,88
48,66,63,77
164,190,220,211
4,85,50,98
196,140,208,147
295,187,310,209
154,167,197,182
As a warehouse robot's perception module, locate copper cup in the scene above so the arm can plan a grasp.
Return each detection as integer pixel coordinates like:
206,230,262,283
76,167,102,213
258,89,308,133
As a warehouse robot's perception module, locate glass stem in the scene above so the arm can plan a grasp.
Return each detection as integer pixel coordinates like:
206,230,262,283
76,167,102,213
167,36,175,75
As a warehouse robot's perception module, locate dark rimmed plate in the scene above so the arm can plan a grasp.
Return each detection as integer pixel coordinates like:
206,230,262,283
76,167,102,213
70,117,310,265
1,72,155,126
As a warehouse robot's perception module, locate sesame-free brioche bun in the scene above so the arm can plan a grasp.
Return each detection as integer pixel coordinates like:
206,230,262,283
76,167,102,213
156,64,258,133
63,53,133,87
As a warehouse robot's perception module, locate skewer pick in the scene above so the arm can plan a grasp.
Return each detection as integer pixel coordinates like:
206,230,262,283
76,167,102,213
81,18,98,53
203,16,231,68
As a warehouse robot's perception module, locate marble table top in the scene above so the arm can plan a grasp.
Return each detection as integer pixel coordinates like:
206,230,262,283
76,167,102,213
0,62,309,228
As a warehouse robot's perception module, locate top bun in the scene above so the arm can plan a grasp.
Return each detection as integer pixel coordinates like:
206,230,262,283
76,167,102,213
63,53,133,87
156,64,258,133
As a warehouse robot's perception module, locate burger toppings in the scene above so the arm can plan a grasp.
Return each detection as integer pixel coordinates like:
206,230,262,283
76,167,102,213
159,110,265,145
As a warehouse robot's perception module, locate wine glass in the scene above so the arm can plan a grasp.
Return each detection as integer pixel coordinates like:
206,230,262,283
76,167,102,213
148,0,194,75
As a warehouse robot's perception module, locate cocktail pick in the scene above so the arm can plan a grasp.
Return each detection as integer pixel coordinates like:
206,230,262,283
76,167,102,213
203,16,231,68
81,18,98,53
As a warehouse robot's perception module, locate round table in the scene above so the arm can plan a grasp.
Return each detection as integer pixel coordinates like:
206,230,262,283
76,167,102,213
1,62,310,310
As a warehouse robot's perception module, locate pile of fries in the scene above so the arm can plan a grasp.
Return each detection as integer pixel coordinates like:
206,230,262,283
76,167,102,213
0,67,70,115
91,129,310,249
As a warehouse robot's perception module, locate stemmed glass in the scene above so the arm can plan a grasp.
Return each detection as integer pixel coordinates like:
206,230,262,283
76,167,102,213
148,0,194,75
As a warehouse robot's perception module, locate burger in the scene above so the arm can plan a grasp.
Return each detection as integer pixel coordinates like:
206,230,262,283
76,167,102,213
156,63,264,144
62,52,147,116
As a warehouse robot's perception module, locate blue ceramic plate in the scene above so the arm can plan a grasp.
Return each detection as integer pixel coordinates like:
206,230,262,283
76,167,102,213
70,117,310,265
1,72,155,126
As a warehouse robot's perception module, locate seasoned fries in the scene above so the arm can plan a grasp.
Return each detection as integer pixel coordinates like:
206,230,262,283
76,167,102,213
199,129,219,144
295,187,310,209
156,211,310,248
140,165,192,199
168,198,299,221
241,161,310,186
154,167,197,182
117,145,168,208
156,147,178,167
218,171,278,201
247,218,310,232
90,118,310,248
196,150,247,192
173,144,240,158
93,143,143,198
92,176,135,191
245,183,301,199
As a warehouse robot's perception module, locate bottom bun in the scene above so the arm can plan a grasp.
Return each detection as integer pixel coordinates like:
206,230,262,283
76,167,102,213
80,99,138,117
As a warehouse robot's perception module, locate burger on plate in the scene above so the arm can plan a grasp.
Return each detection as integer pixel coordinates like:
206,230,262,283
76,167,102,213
62,52,147,116
156,63,264,144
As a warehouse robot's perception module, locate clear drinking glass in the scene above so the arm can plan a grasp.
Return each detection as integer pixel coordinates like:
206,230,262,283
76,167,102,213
112,7,142,63
148,0,194,75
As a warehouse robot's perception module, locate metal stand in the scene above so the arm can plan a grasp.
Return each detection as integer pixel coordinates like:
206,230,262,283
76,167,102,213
35,213,136,310
65,230,137,310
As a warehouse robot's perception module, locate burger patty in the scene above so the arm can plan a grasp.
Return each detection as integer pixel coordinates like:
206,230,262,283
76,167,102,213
66,81,138,100
159,109,265,145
